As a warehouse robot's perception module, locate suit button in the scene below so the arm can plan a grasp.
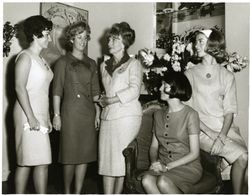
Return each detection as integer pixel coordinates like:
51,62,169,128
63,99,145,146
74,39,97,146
77,94,81,98
166,115,169,119
165,124,169,128
164,133,168,137
166,142,169,145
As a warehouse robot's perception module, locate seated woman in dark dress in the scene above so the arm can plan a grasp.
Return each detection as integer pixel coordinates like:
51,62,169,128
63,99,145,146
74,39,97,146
52,21,100,194
142,72,202,194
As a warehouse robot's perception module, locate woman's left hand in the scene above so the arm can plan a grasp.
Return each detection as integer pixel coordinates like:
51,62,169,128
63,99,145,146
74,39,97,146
95,115,100,131
210,137,224,155
97,96,111,108
48,120,53,133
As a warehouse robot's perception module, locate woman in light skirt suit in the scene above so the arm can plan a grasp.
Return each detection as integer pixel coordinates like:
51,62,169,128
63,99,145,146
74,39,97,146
98,22,143,194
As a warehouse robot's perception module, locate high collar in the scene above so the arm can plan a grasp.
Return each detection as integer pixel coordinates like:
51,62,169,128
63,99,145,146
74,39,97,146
105,52,130,76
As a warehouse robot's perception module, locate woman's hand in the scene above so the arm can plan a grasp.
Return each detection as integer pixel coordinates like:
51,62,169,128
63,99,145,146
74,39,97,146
28,116,40,131
48,119,53,133
95,114,100,131
53,115,61,131
161,163,173,172
97,96,111,108
210,136,225,155
149,161,163,173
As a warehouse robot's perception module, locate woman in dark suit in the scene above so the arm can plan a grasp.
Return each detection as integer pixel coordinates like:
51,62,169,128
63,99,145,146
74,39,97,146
52,21,100,194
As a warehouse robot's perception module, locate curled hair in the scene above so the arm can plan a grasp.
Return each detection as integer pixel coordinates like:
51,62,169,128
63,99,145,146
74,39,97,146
193,29,227,64
64,21,91,51
162,72,192,102
23,15,52,43
108,22,135,49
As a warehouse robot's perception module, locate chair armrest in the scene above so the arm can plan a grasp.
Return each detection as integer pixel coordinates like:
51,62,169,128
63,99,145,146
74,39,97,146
123,140,138,180
200,150,223,193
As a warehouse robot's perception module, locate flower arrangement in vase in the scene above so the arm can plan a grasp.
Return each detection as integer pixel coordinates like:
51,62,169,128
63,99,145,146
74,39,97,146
138,27,248,96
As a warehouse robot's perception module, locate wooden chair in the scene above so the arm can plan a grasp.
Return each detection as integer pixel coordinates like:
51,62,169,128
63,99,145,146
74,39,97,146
123,101,223,194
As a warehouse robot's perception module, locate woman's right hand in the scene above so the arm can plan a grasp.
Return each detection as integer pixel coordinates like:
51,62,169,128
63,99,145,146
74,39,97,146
53,115,61,131
28,116,40,131
149,161,162,173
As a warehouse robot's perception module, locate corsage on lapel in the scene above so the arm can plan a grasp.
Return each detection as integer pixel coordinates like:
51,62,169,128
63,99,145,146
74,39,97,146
105,52,130,76
117,59,132,74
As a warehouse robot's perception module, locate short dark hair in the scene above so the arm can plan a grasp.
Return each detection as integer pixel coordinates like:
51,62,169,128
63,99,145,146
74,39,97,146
108,22,135,49
205,29,226,63
162,72,192,102
193,29,227,63
23,15,52,43
64,21,90,51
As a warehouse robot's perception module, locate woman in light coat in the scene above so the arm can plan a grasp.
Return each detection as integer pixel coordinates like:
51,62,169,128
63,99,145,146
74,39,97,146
98,22,143,194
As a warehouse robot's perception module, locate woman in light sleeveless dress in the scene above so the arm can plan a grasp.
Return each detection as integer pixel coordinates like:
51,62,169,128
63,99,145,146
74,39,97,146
14,15,53,194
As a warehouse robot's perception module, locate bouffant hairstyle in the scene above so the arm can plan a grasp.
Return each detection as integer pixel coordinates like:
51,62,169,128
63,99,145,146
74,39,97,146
162,72,192,102
64,21,91,51
107,22,135,49
23,15,52,43
195,29,227,63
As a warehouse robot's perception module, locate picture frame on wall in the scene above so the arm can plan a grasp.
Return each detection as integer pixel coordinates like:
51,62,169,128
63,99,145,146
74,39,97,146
40,2,89,66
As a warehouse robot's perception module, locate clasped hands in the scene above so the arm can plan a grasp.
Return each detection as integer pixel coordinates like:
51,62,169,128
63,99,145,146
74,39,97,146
150,161,169,173
95,95,113,108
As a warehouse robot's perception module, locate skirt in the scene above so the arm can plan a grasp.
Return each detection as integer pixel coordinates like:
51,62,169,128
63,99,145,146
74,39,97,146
98,116,141,176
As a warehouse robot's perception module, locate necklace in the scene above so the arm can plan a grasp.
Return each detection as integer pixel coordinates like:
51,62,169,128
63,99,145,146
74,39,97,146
41,58,50,70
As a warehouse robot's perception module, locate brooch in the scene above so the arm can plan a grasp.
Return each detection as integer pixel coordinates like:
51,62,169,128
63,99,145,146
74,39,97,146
206,73,211,79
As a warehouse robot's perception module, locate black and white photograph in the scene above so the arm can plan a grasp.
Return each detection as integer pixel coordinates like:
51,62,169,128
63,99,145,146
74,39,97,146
2,1,249,194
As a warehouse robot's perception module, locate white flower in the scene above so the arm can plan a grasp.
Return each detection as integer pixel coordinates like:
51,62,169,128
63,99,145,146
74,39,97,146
172,61,181,72
180,44,186,53
172,54,179,61
186,43,194,56
163,53,171,61
162,67,168,72
139,49,154,67
226,64,234,72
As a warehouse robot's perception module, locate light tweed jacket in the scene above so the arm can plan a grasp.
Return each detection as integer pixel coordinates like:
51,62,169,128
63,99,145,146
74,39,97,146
100,57,143,120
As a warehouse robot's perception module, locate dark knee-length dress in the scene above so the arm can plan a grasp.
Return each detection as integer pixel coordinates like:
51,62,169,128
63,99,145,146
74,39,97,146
148,106,203,193
53,53,100,164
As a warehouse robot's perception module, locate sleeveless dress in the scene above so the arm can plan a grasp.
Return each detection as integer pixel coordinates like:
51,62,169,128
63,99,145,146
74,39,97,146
14,50,53,166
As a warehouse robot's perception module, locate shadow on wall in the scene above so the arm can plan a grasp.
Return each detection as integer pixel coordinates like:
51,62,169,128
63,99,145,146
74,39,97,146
97,28,110,66
96,28,110,93
4,20,29,187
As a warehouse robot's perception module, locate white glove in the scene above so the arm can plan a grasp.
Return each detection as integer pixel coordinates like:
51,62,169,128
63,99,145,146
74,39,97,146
23,123,49,134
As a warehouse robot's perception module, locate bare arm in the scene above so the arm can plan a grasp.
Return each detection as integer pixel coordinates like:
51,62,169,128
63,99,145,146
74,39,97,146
220,113,233,137
149,133,159,163
210,113,233,155
15,53,40,130
52,95,61,130
93,95,101,130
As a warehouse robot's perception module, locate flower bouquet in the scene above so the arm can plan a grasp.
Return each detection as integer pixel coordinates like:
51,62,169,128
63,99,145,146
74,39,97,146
138,28,248,96
138,35,193,95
